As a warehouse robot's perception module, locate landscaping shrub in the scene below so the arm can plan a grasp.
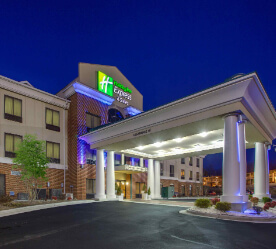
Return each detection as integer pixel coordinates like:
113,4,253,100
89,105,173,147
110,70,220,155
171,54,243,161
0,195,12,204
211,198,220,205
52,196,57,200
215,202,231,212
59,194,66,200
248,194,253,200
264,203,270,211
2,202,26,208
147,187,151,196
195,199,211,208
262,197,272,203
250,197,259,206
271,201,276,208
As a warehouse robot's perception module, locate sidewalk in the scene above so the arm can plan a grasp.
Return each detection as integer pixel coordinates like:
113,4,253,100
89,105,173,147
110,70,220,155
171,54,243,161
0,200,96,218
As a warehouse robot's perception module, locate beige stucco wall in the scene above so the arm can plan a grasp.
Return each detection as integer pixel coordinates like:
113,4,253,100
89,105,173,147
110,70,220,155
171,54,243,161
0,88,68,168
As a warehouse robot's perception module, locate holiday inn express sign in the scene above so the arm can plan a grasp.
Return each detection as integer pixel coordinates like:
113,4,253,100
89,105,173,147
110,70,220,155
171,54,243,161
97,71,132,105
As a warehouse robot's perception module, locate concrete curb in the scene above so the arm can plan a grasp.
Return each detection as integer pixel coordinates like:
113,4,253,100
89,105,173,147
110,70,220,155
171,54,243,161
180,209,276,223
0,200,97,218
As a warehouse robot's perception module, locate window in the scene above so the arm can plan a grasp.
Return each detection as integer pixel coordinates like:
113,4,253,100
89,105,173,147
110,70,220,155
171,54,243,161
46,141,60,163
170,165,174,177
189,170,193,180
160,163,164,176
46,108,60,131
189,157,193,166
181,169,185,179
4,95,22,123
86,179,96,194
196,158,200,167
196,172,200,181
181,158,185,164
5,133,22,158
86,113,101,132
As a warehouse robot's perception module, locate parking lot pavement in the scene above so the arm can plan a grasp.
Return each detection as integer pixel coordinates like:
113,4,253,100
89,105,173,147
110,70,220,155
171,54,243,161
0,201,276,249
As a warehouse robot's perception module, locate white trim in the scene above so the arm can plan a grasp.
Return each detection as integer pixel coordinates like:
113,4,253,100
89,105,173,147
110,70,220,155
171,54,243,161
0,157,67,170
61,82,114,105
0,75,70,109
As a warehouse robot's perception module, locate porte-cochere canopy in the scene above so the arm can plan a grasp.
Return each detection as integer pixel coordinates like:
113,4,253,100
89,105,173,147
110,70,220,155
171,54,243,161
80,72,276,207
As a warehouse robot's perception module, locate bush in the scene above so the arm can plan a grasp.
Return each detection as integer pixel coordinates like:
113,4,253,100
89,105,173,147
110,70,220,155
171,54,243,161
195,199,211,208
271,201,276,208
52,196,57,200
117,185,122,195
215,202,231,212
262,197,272,203
3,202,26,208
148,187,151,196
251,197,259,206
264,203,270,211
248,194,253,200
0,195,12,204
211,198,220,205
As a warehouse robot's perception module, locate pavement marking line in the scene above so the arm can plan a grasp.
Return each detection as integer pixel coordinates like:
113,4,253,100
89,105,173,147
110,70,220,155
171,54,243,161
171,235,220,248
123,200,191,208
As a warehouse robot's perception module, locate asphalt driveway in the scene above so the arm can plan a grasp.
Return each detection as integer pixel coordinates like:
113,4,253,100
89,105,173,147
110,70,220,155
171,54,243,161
0,201,275,249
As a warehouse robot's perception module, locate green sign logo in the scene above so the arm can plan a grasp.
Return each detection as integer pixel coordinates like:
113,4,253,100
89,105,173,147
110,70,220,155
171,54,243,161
98,71,113,97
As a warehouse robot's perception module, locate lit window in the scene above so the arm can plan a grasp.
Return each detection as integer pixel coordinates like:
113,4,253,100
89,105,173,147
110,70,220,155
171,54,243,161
181,169,185,179
5,133,22,158
4,95,22,123
189,170,193,180
46,108,60,131
46,141,60,163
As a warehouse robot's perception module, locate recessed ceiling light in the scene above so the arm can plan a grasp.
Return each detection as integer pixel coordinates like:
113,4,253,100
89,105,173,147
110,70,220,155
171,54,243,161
173,138,184,143
199,132,208,137
153,142,164,147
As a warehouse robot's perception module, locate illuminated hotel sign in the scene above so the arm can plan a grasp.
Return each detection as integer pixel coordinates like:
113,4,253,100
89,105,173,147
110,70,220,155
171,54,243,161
97,71,132,105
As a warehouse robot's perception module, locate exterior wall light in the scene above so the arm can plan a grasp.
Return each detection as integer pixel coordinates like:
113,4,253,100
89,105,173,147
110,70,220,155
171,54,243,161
126,182,129,185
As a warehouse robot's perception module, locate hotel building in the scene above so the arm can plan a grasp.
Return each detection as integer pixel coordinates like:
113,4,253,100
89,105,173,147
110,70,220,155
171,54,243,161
0,63,204,199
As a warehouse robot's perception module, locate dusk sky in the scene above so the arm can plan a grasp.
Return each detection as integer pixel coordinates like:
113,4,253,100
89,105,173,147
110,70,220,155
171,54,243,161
1,0,276,173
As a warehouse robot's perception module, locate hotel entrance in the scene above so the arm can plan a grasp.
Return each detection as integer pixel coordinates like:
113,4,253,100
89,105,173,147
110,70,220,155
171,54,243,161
116,180,126,198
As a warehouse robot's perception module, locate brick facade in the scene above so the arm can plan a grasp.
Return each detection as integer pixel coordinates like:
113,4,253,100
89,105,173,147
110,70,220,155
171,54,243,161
0,163,64,197
67,92,109,199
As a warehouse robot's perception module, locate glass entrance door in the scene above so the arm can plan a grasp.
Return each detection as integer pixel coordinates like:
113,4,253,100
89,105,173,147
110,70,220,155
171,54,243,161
116,180,126,198
135,182,145,198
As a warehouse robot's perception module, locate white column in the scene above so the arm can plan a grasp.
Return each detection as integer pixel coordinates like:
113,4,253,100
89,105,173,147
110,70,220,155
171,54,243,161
106,151,116,199
254,143,271,198
238,120,248,202
95,149,106,200
265,144,271,197
221,114,243,203
140,158,144,167
154,160,161,199
147,159,154,197
121,154,125,165
254,143,269,198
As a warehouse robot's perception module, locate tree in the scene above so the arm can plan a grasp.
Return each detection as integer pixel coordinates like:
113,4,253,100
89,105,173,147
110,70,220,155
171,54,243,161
13,134,49,201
